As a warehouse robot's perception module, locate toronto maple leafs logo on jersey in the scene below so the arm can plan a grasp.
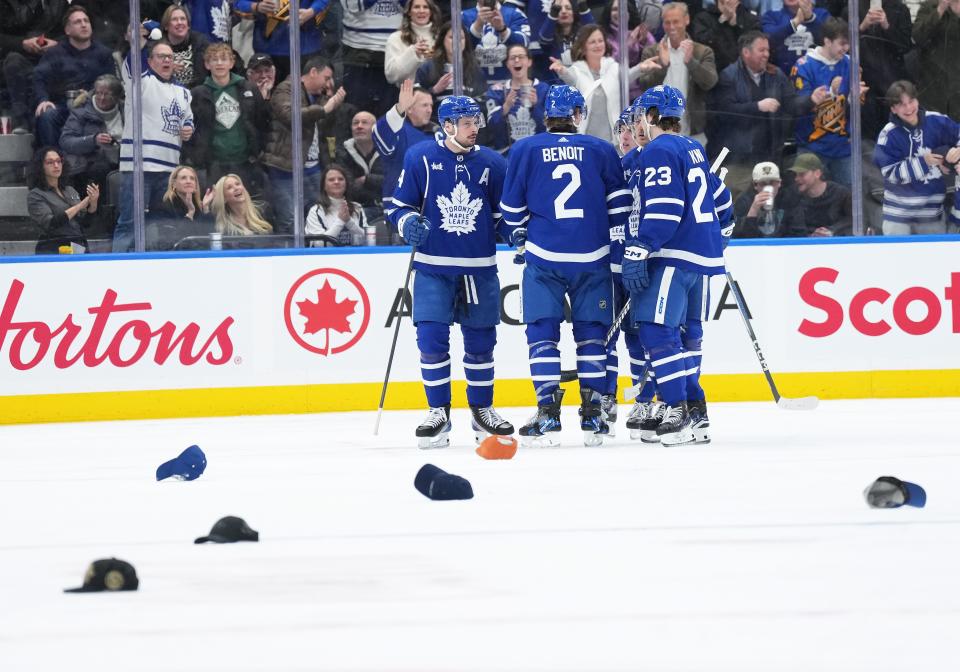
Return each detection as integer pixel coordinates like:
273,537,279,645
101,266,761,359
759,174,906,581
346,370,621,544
509,106,537,142
477,29,507,72
211,0,231,41
161,100,185,136
373,0,401,17
437,182,482,236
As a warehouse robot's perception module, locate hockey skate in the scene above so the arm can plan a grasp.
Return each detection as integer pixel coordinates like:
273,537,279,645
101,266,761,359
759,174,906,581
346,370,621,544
519,389,564,447
470,405,515,444
688,399,710,444
626,401,663,443
600,394,618,438
656,401,694,446
579,388,610,447
416,406,451,449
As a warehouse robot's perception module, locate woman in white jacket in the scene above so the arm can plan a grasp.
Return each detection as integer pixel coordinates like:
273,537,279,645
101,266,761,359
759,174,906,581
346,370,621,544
305,164,369,246
384,0,444,86
549,23,661,143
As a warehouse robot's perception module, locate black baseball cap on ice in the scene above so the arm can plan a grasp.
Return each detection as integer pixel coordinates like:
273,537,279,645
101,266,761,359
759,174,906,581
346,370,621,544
64,558,139,593
194,516,260,544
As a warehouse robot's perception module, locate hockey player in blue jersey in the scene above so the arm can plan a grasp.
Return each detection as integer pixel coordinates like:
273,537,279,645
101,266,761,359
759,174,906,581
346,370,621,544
500,85,632,447
621,85,726,446
388,96,514,449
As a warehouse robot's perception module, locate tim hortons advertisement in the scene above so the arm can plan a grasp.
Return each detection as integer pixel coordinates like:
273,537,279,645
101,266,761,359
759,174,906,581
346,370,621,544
0,239,957,400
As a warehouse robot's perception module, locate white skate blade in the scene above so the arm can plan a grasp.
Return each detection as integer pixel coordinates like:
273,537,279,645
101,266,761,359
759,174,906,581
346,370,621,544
520,433,561,448
629,428,660,443
473,430,488,445
777,396,819,410
583,431,605,447
418,432,450,449
660,427,695,446
692,427,711,444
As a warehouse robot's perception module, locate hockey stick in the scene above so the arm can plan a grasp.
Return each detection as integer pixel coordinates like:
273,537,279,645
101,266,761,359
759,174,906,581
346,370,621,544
558,298,631,383
374,246,417,434
724,270,819,410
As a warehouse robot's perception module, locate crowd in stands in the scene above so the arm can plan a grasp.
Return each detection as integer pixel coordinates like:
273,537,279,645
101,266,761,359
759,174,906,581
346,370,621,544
1,0,959,254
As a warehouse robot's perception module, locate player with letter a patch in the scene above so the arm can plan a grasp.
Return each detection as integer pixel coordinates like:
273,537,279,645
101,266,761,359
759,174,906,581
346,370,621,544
621,85,726,446
389,96,514,449
500,85,631,447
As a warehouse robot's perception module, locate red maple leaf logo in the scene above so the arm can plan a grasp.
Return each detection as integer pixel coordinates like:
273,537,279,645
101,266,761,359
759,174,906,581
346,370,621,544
296,280,357,356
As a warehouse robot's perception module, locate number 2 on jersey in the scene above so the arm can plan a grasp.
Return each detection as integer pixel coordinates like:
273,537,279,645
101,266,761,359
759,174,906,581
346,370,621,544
552,164,584,219
687,167,714,224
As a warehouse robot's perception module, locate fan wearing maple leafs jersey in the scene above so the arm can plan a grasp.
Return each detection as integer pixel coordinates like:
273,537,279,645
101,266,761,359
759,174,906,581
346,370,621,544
388,96,514,448
499,85,631,447
621,85,725,447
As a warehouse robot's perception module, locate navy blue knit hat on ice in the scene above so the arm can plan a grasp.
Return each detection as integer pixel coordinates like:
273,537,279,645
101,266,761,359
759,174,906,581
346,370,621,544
414,464,473,501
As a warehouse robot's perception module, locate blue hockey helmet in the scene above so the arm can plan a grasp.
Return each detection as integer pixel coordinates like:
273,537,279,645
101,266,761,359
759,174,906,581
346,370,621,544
638,85,686,120
544,85,587,119
614,107,633,135
437,95,484,127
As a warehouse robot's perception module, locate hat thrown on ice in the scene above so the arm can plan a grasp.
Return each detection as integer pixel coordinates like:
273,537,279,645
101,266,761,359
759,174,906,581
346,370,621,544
414,464,474,501
156,445,207,481
194,516,260,544
864,476,926,509
64,558,139,593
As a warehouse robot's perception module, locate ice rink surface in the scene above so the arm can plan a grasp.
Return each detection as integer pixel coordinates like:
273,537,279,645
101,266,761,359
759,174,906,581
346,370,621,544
1,398,958,672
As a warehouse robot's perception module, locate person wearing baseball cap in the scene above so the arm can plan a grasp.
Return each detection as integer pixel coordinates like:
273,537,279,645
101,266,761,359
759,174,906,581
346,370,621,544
731,161,805,238
788,152,853,237
246,53,277,102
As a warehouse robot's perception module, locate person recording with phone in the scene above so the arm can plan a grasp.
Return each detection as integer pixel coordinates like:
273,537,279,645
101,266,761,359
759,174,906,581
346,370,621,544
385,0,443,86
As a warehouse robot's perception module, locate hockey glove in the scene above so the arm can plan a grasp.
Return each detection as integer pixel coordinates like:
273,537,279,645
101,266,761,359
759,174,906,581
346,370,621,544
402,214,431,246
622,245,651,294
510,227,527,265
577,0,590,13
549,2,562,19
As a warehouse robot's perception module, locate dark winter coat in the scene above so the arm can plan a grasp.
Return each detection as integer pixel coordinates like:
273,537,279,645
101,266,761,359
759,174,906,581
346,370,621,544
33,40,115,105
0,0,67,55
845,0,912,138
709,58,799,163
262,77,330,173
185,75,268,168
912,0,960,121
692,5,761,74
59,97,123,177
334,138,384,207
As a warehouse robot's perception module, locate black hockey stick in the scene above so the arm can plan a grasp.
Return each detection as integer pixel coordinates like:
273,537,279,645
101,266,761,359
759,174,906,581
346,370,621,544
724,270,818,410
558,298,631,383
374,246,417,434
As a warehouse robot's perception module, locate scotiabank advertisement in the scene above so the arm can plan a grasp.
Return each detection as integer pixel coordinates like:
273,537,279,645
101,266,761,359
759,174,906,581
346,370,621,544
0,239,957,419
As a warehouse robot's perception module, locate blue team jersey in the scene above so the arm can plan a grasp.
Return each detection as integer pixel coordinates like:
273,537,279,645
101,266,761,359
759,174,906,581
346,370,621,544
373,108,437,213
791,49,852,159
500,132,631,272
611,147,644,274
389,140,507,276
629,133,725,276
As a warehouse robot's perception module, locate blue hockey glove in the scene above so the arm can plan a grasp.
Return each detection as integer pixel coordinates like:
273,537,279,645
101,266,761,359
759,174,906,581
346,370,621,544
510,227,527,265
402,214,430,246
622,245,651,294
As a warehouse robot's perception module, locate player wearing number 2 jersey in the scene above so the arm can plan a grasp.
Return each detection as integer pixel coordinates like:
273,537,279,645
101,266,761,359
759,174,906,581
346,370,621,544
500,85,631,447
621,85,725,447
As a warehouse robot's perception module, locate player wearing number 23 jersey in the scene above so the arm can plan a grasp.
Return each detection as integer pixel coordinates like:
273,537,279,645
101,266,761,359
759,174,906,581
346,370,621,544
622,85,725,447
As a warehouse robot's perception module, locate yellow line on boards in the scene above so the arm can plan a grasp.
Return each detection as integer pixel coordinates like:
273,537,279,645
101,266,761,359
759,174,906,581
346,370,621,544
1,370,959,425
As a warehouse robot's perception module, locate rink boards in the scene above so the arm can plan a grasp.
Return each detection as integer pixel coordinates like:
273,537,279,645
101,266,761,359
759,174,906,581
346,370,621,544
0,236,958,423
